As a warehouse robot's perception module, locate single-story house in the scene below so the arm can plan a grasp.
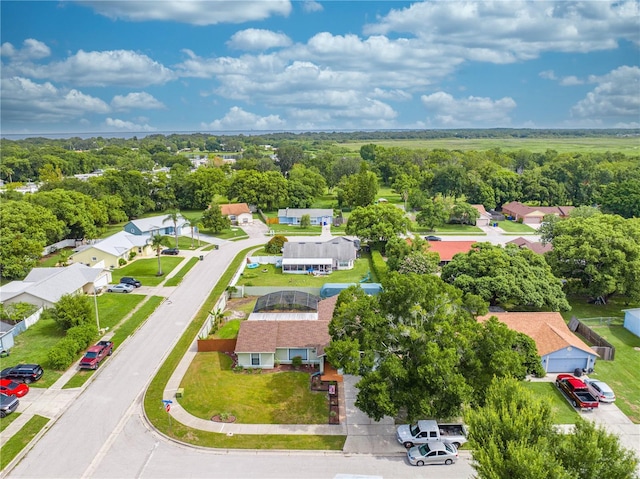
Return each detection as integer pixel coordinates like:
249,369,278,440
123,214,188,238
235,294,338,370
623,308,640,338
471,204,493,227
507,237,553,255
478,312,598,373
281,237,359,275
277,208,333,226
0,263,111,309
72,231,153,269
424,241,478,264
501,201,574,225
219,203,253,225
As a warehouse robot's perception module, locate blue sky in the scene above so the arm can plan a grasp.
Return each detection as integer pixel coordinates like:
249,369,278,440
1,1,638,135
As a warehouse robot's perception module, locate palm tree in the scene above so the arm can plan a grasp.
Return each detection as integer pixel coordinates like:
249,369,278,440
148,234,170,276
185,219,198,249
163,209,181,248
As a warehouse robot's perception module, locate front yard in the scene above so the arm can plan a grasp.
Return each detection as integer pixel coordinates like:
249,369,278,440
179,352,329,424
521,382,579,424
113,257,184,286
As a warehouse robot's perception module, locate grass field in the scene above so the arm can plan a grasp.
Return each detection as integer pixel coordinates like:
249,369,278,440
113,257,184,286
180,352,329,424
337,137,640,155
0,415,49,470
521,382,579,424
0,412,19,432
496,220,536,233
236,256,374,287
96,294,145,330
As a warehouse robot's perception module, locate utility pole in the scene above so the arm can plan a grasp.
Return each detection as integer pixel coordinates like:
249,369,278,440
94,287,101,332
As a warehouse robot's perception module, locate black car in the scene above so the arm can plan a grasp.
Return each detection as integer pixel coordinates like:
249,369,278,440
120,277,142,288
424,235,442,241
161,248,180,255
0,364,44,384
0,393,19,418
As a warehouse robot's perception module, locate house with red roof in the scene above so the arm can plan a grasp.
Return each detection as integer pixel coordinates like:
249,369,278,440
501,201,574,225
507,236,553,255
219,203,253,225
478,312,598,373
425,241,478,264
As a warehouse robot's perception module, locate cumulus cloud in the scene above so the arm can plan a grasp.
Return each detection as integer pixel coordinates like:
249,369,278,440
370,88,412,101
104,117,156,131
539,70,557,80
421,91,516,127
227,29,292,51
111,92,165,110
571,65,640,120
201,106,286,130
302,1,323,13
0,38,50,60
78,0,291,25
559,76,583,86
0,76,109,124
8,49,176,87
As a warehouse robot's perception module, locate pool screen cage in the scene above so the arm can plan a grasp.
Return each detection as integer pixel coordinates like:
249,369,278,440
253,291,320,313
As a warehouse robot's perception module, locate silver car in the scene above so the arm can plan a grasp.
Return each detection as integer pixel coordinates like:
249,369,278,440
106,283,135,293
584,378,616,403
407,442,458,466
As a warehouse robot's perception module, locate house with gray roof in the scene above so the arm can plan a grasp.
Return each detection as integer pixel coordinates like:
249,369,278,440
72,231,152,269
123,214,188,238
0,263,111,309
281,237,359,275
277,208,333,226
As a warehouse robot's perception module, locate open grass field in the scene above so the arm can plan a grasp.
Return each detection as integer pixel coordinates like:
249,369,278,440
337,137,640,155
521,382,579,424
180,352,329,424
113,257,184,286
237,256,374,287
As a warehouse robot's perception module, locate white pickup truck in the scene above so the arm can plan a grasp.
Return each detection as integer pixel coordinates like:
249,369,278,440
396,419,468,449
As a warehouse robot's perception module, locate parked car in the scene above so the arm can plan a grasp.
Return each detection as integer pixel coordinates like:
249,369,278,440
407,442,458,466
0,379,29,398
0,364,44,384
0,393,19,418
556,374,599,411
424,236,442,241
119,277,141,288
106,284,135,293
397,420,468,448
79,341,113,369
583,378,616,403
161,248,180,255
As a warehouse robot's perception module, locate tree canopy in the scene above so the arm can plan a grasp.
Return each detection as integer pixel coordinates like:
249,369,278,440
441,242,570,311
345,203,410,247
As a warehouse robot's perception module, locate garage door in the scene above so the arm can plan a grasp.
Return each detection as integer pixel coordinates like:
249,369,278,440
547,357,588,373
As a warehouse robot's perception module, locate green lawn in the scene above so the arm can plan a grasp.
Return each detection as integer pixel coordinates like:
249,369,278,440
96,294,145,331
0,415,49,470
410,222,485,234
237,256,374,287
179,352,328,424
161,235,209,250
38,247,74,267
164,257,199,287
496,220,536,233
0,412,19,432
266,224,325,235
113,257,184,286
521,382,579,424
214,319,241,339
561,294,637,322
202,227,249,241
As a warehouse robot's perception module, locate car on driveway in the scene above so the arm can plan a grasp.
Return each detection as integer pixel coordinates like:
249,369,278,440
106,283,135,293
0,364,44,384
584,378,616,403
161,248,180,255
407,442,458,466
424,235,442,241
0,393,19,418
119,277,141,288
0,379,29,397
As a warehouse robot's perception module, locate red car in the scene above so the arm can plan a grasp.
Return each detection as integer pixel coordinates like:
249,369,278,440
0,378,29,398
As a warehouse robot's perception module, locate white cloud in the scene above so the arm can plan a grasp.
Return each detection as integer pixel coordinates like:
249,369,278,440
302,1,323,13
539,70,557,80
104,117,156,131
111,92,165,110
559,76,583,86
78,0,291,25
571,66,640,120
615,121,640,128
8,49,176,87
0,39,50,60
201,106,286,130
370,88,412,101
0,42,16,57
227,29,292,51
0,76,109,124
420,91,516,127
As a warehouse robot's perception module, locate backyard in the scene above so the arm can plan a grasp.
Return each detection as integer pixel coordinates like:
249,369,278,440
179,352,329,424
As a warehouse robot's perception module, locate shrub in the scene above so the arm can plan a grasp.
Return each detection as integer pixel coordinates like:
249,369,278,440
291,356,303,369
128,251,137,260
371,250,388,282
66,323,98,350
118,258,127,266
233,365,244,373
300,214,311,228
265,235,287,254
50,294,93,331
47,337,78,370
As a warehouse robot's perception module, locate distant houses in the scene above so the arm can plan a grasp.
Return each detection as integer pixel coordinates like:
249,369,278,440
277,208,333,226
501,201,574,225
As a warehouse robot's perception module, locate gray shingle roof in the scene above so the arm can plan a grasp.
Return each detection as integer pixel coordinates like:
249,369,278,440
128,214,188,233
282,237,357,261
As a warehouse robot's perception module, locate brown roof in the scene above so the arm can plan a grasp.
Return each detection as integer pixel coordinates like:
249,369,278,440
317,295,338,321
471,204,491,217
424,241,478,262
219,203,251,216
235,320,331,353
502,201,574,218
507,237,553,255
477,312,596,357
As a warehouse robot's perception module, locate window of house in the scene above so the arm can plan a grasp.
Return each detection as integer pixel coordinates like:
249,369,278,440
91,257,97,261
288,349,307,360
251,353,260,366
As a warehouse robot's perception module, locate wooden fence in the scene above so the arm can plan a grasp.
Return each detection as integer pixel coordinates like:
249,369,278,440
568,317,615,361
197,338,237,353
